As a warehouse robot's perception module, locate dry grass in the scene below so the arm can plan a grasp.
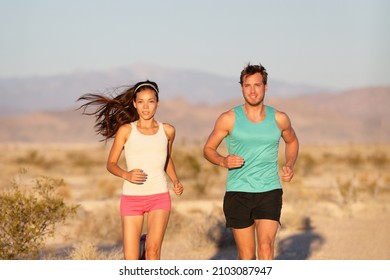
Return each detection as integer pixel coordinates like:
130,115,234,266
1,142,389,259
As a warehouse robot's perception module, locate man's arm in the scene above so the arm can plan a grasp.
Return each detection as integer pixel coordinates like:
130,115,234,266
203,110,244,169
276,111,299,182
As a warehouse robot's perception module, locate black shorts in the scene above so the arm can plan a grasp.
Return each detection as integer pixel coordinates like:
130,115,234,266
223,189,283,229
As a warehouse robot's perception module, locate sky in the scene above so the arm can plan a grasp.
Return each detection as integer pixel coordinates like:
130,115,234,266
0,0,389,90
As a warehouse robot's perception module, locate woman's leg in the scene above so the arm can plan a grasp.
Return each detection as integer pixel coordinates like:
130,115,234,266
145,210,170,260
121,215,144,260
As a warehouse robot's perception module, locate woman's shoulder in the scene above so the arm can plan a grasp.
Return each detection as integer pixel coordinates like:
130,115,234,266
162,122,175,132
116,123,132,139
162,122,175,139
119,122,132,131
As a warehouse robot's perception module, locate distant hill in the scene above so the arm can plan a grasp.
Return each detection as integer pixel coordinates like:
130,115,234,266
0,63,329,115
0,86,389,145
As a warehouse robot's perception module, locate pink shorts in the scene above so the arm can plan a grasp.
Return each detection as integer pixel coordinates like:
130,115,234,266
120,192,171,216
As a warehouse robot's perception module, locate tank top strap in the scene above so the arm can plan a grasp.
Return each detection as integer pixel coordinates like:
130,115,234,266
233,105,245,120
157,121,165,136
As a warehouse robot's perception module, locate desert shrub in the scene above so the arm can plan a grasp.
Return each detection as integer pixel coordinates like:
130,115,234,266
0,175,79,259
165,206,186,238
336,176,356,204
355,172,382,198
13,150,58,170
368,151,388,168
166,206,233,250
66,151,106,173
68,241,122,260
295,152,316,175
173,148,222,196
173,151,201,180
345,151,363,168
86,177,121,200
74,203,122,244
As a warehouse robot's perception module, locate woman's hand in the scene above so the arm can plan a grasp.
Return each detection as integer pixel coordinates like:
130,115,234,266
173,180,184,196
123,169,148,184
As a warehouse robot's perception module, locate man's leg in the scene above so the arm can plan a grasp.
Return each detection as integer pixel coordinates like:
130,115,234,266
232,224,256,260
255,219,279,260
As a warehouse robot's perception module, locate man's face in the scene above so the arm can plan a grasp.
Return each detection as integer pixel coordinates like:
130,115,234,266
241,73,268,106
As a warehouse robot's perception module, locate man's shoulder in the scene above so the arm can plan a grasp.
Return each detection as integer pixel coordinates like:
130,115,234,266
214,108,236,131
219,107,236,119
266,105,286,116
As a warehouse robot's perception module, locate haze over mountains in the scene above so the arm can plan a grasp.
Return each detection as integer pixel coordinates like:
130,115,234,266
0,63,329,115
0,63,389,145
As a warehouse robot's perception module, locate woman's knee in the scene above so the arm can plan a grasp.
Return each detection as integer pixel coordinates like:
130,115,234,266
146,243,161,260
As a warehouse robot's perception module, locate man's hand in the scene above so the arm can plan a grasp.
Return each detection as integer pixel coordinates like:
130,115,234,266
280,165,294,182
222,154,245,169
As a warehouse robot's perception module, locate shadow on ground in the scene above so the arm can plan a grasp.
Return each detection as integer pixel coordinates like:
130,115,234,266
209,217,324,260
275,217,324,260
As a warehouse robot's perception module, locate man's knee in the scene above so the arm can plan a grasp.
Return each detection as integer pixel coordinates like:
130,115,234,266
258,242,274,260
237,252,256,260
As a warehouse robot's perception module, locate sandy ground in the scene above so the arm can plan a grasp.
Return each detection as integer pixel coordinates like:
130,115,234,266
277,205,390,260
160,197,390,260
1,143,389,260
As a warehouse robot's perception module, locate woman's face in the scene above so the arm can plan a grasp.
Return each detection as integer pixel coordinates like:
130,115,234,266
133,89,159,120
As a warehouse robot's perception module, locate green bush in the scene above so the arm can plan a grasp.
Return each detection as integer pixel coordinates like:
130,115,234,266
0,175,79,259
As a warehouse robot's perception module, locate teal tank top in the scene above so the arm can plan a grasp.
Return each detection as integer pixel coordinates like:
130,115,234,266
226,105,282,193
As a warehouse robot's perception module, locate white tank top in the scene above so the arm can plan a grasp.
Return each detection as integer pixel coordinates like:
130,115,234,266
122,121,168,195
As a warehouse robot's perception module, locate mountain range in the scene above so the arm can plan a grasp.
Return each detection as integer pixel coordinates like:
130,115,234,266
0,63,329,115
0,64,389,145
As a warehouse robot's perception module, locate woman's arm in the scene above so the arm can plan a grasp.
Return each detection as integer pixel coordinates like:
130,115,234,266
163,123,183,196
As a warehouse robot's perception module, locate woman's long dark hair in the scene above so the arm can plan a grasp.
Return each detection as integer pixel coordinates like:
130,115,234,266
77,80,159,141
